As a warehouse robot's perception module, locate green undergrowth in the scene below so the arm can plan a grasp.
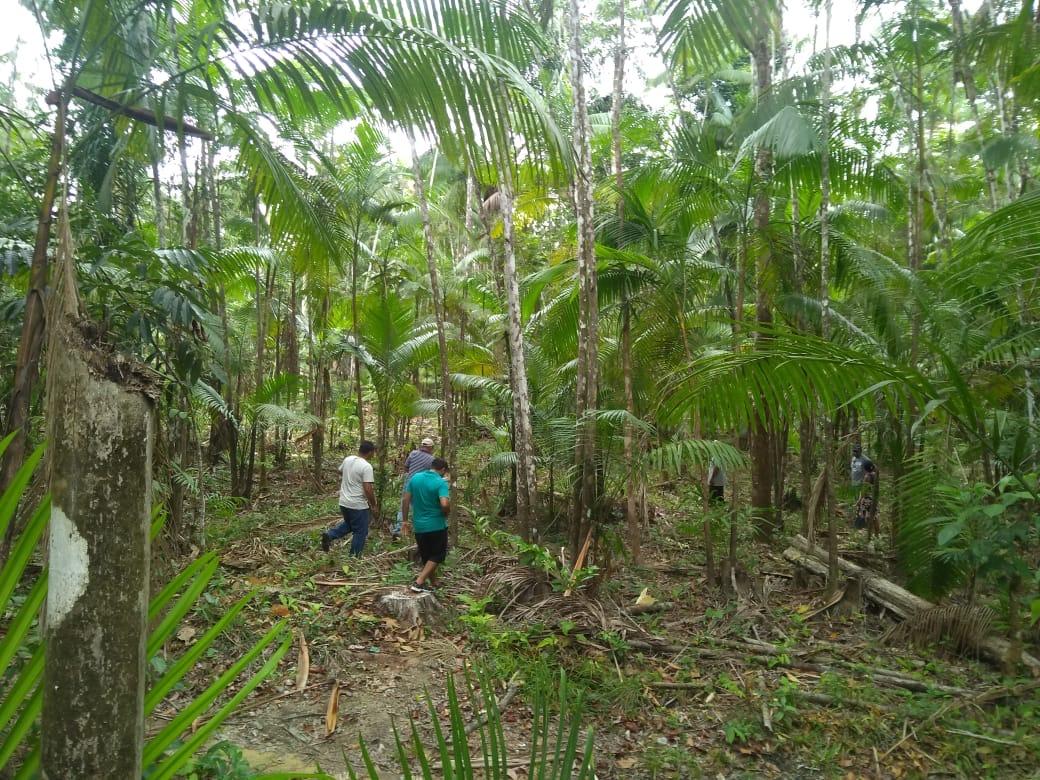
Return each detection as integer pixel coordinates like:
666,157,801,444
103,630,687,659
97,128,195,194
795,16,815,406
195,467,1040,779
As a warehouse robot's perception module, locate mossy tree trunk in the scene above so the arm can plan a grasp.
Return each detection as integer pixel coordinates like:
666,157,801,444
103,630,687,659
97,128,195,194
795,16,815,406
42,211,157,778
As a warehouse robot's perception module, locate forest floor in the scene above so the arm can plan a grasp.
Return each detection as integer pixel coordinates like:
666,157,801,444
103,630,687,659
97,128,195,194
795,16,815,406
163,453,1040,779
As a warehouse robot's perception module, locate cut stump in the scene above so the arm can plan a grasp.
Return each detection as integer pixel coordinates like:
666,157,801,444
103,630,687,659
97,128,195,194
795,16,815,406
377,589,440,628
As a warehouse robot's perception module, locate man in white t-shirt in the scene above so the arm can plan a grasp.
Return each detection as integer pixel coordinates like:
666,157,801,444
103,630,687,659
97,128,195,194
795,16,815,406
321,440,377,556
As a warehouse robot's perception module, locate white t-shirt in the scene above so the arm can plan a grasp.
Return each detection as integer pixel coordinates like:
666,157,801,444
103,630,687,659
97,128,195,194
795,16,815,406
339,455,374,509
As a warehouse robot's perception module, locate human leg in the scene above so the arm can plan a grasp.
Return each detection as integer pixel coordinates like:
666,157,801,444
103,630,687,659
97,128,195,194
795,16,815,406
415,559,439,586
322,506,355,549
413,529,448,588
347,508,370,556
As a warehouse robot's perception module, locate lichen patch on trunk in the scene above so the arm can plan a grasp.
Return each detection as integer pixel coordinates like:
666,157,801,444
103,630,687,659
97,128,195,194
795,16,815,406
47,505,89,627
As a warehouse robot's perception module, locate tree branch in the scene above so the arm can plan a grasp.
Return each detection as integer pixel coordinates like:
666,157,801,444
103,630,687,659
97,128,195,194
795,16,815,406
47,86,213,140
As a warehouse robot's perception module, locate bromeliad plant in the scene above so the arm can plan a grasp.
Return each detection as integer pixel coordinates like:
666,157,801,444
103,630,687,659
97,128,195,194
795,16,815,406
0,433,291,778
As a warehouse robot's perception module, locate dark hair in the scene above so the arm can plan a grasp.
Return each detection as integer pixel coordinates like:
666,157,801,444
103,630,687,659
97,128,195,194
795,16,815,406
359,440,376,455
432,457,449,472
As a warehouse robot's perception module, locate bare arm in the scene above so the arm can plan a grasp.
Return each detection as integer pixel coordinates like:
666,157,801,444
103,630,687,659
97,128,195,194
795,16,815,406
401,492,412,526
363,482,377,512
439,495,450,515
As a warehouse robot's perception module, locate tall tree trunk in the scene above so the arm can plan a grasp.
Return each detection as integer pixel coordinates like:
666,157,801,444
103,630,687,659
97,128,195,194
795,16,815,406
42,209,156,778
499,162,539,537
351,216,366,443
310,292,330,485
791,178,815,536
949,0,1000,210
0,97,66,523
178,135,191,245
612,0,640,562
817,0,840,593
151,150,165,249
568,0,600,556
749,28,777,539
410,142,454,465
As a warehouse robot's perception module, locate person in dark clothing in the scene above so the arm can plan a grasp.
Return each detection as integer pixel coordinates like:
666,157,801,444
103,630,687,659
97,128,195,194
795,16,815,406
850,444,878,530
707,460,725,504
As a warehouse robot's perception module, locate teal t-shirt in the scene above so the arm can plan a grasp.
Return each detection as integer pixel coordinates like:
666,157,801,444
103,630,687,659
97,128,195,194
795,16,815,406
407,470,449,533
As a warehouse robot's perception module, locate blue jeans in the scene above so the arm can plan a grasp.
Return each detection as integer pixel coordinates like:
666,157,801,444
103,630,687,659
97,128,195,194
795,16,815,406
327,506,370,556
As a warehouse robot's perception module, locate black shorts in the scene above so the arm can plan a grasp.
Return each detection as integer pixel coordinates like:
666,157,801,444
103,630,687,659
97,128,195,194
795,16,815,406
415,529,449,563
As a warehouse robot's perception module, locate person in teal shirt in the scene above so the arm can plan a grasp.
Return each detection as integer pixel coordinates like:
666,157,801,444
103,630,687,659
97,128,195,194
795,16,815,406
401,458,450,592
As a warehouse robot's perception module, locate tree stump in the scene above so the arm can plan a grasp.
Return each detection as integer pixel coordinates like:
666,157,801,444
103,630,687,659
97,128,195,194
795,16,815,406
835,575,865,617
376,589,440,628
42,209,158,778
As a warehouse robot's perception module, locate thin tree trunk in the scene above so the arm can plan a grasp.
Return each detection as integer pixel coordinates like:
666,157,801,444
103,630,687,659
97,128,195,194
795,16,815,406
569,0,600,556
819,0,840,593
42,208,156,778
178,135,191,245
949,0,1000,210
253,200,271,494
0,97,66,520
750,29,776,539
310,292,329,485
499,161,539,536
351,217,366,443
791,180,815,536
151,152,165,249
612,0,640,562
410,142,454,463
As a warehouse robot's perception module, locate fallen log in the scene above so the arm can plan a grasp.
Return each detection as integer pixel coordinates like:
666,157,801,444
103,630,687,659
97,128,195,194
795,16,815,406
784,536,1040,673
628,601,674,616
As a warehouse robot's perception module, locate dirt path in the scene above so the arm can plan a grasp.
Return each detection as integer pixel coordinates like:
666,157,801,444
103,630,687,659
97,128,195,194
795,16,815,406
219,637,456,776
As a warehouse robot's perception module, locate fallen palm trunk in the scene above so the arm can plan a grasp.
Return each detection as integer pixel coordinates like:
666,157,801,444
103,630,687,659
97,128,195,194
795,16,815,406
784,535,1040,673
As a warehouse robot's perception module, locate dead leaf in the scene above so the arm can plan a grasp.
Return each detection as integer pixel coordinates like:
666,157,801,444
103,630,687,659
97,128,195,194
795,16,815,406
270,604,291,618
175,626,196,643
325,680,340,736
295,632,310,692
635,588,656,607
617,757,637,769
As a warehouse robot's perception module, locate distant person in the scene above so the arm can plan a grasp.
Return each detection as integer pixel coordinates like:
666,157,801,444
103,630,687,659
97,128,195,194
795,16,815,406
321,440,377,555
707,460,725,504
401,457,450,593
850,443,878,530
850,443,876,487
393,437,436,541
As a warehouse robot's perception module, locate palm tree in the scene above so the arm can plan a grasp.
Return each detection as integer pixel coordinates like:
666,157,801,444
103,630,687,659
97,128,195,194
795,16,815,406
568,0,601,557
1,0,567,501
4,1,568,774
